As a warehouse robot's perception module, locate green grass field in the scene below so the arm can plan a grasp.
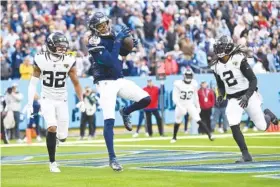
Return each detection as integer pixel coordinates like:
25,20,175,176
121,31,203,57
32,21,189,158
1,130,280,187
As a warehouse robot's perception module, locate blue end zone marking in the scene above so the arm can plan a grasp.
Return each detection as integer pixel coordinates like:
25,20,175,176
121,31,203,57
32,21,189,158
140,161,280,173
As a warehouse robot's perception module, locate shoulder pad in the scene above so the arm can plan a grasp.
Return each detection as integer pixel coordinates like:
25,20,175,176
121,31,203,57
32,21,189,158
89,36,101,46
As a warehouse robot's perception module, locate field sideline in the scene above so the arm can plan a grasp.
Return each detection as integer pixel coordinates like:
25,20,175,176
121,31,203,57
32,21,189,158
1,131,280,187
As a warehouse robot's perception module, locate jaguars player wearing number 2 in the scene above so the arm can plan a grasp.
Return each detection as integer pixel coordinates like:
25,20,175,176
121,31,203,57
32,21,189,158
211,35,278,163
171,68,214,143
27,32,86,172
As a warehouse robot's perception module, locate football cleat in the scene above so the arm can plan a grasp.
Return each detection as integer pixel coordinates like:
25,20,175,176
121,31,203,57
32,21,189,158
235,153,253,163
49,162,61,173
208,134,215,141
119,107,132,131
264,109,279,125
109,159,123,172
132,133,139,138
170,139,177,143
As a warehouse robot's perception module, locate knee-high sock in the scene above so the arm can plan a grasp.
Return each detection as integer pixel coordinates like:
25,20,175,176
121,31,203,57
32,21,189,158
46,132,57,163
123,96,151,115
173,123,180,140
104,119,116,160
264,114,271,130
197,120,212,137
230,124,248,154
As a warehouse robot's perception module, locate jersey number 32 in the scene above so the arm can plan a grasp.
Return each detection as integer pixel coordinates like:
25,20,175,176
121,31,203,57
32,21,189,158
43,71,67,88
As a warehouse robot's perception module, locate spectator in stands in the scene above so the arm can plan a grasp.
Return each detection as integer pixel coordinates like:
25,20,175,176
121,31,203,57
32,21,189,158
143,14,156,49
19,56,33,80
1,53,12,80
4,84,23,143
78,86,98,140
11,42,25,79
164,54,178,75
142,78,163,137
198,81,215,134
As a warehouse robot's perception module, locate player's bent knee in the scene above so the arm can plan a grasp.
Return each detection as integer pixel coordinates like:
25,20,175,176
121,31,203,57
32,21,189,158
48,126,57,132
141,96,151,107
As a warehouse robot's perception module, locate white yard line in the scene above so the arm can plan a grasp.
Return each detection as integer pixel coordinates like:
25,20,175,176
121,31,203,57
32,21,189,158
1,132,280,148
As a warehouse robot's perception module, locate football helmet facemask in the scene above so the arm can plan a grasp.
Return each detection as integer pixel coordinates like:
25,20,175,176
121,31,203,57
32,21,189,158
88,12,111,36
183,68,193,84
213,35,234,58
46,32,69,56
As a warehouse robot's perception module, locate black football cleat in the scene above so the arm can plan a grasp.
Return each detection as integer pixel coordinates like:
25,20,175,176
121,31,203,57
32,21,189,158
235,152,253,163
119,107,132,131
208,134,215,141
264,109,279,125
109,159,123,172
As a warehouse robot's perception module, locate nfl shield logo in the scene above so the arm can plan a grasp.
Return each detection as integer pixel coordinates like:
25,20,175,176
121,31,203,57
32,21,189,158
64,64,69,68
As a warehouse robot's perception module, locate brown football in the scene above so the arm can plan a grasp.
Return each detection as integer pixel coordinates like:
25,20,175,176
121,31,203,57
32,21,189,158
122,36,134,52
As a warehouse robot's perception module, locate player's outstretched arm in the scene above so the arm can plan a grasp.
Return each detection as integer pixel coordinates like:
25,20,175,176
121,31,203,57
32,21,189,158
27,64,41,117
69,66,83,102
213,73,225,97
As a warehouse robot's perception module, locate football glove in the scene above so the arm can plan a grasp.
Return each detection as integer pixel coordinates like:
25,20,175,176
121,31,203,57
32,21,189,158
238,94,250,108
76,101,86,112
115,25,131,41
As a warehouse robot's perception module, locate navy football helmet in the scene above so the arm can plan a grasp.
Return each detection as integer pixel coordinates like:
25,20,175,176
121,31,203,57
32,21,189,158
183,68,193,84
46,32,69,56
213,35,234,58
88,12,111,36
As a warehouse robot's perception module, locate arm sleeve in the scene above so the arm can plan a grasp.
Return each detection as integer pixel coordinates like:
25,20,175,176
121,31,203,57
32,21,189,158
172,84,180,105
213,72,226,97
88,41,122,67
240,58,257,98
28,76,39,106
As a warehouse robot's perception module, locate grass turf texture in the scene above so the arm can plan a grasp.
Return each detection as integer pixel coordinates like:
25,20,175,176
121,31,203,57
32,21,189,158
1,131,280,187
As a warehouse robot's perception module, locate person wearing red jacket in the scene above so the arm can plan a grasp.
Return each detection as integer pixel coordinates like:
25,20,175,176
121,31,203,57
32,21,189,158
141,78,163,137
198,81,215,134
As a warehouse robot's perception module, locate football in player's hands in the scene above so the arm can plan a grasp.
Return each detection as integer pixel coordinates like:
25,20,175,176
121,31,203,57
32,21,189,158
122,36,134,52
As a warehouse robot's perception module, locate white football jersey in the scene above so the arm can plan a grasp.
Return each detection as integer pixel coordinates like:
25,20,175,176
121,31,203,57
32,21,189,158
173,80,197,104
211,54,249,94
34,52,76,100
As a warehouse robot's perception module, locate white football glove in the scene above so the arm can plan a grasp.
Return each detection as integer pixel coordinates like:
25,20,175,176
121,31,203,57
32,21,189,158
26,104,34,119
76,101,86,112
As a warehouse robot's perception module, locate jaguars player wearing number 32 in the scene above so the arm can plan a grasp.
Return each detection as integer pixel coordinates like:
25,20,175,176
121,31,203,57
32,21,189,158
171,68,214,143
27,32,86,172
87,12,151,171
211,35,278,163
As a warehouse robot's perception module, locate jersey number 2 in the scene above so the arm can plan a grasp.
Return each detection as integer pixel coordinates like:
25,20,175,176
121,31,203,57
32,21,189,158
223,70,238,87
43,71,67,88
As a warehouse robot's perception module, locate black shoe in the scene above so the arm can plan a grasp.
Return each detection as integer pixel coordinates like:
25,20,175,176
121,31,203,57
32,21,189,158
119,107,132,131
235,153,253,163
264,109,279,125
208,134,215,141
109,159,123,172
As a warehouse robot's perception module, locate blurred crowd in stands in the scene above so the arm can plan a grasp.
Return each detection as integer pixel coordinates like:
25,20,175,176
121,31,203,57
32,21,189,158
1,1,280,80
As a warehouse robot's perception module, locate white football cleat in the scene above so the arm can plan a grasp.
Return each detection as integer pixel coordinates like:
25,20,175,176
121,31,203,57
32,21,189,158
170,139,176,143
218,128,224,133
132,133,139,138
253,126,258,132
242,126,249,133
145,133,150,137
36,136,42,142
184,130,188,134
49,162,61,173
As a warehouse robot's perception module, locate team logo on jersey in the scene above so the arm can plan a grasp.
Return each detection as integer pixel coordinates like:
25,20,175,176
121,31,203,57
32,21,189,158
64,64,69,68
233,61,238,66
89,36,101,46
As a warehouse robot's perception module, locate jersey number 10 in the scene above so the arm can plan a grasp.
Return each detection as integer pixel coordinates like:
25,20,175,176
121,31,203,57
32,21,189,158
43,71,67,88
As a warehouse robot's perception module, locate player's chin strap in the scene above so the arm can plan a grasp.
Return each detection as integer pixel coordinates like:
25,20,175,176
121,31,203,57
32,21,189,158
28,76,40,106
